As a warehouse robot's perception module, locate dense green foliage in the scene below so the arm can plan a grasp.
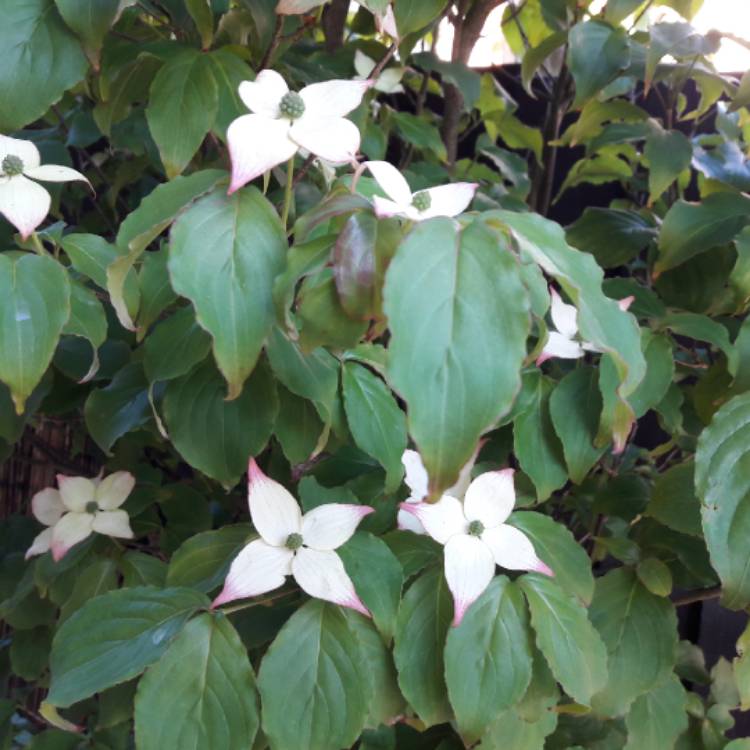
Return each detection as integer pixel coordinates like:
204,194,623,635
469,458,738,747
1,0,750,748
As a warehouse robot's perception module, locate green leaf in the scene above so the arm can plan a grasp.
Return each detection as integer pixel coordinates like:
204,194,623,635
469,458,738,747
384,530,442,579
48,586,209,707
11,626,53,681
508,512,595,605
84,362,151,453
636,557,673,597
208,49,255,136
644,128,693,203
655,192,750,276
549,366,606,484
520,573,608,706
521,31,568,97
146,49,218,178
0,254,70,413
568,21,630,107
338,531,403,641
342,362,407,492
169,187,286,399
258,600,369,750
393,0,447,35
135,613,259,750
487,210,646,445
647,460,702,537
695,392,750,608
481,707,557,749
343,609,404,728
384,218,530,493
513,372,568,501
411,52,482,111
333,212,378,320
0,0,88,130
137,248,178,336
624,675,687,750
59,559,118,622
55,0,120,67
566,208,656,269
63,280,107,383
444,577,533,743
393,568,453,726
166,525,251,593
163,359,278,486
185,0,213,48
109,169,225,331
144,306,212,383
660,312,737,375
627,330,674,419
589,568,678,716
275,385,325,465
391,112,447,161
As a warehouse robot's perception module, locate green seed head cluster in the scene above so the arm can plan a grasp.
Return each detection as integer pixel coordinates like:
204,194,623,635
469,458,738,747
279,91,305,120
85,500,99,514
411,191,431,212
468,519,485,537
2,155,24,177
285,532,304,550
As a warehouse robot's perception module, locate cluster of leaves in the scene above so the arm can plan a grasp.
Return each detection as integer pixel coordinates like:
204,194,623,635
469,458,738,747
2,0,750,749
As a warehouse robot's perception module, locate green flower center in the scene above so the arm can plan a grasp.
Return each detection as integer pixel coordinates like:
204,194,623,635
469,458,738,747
85,501,99,514
468,520,485,537
2,155,24,177
285,532,304,550
411,191,431,212
279,91,305,120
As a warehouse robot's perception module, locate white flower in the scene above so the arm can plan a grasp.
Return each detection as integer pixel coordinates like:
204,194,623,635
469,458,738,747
400,470,553,626
227,71,371,194
375,4,399,39
212,459,374,614
354,49,405,94
398,447,478,534
26,472,135,562
537,288,634,365
0,135,89,240
364,160,477,221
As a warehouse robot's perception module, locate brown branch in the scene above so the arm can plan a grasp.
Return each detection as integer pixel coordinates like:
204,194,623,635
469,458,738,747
370,43,397,81
258,14,284,71
322,0,349,54
673,586,722,607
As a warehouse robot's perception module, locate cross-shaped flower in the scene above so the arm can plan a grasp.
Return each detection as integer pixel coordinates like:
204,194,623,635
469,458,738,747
0,134,89,240
364,160,477,221
26,472,135,562
227,71,371,194
354,49,404,94
212,459,374,614
400,469,553,626
398,448,477,534
537,288,634,365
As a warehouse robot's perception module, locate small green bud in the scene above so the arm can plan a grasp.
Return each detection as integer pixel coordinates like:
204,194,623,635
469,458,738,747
2,155,24,177
85,501,99,514
411,191,431,212
468,520,485,537
285,532,304,550
279,91,305,120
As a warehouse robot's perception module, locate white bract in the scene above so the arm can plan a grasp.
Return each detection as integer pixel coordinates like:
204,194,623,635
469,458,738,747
400,469,553,626
364,160,477,221
399,448,478,534
375,4,399,39
227,70,371,194
354,49,404,94
213,459,374,614
26,472,135,562
537,288,634,364
0,134,89,240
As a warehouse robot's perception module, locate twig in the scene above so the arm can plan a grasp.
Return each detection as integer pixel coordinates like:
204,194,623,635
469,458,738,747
258,15,284,72
370,43,397,81
291,154,316,188
673,586,722,607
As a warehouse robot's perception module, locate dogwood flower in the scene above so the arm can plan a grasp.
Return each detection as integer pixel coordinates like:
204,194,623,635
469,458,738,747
212,459,374,614
26,472,135,562
0,134,89,240
227,71,371,194
354,49,404,94
400,469,553,626
537,288,634,365
398,448,477,534
364,160,477,221
375,4,399,39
